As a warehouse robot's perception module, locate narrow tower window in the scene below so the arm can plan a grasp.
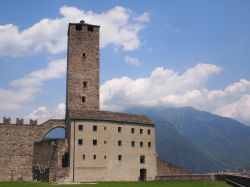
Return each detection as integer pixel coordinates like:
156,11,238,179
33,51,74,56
140,129,143,134
118,140,122,146
83,81,87,88
81,96,86,103
93,125,97,131
87,25,94,32
148,129,151,135
118,155,122,161
118,127,122,133
75,24,82,31
140,155,145,164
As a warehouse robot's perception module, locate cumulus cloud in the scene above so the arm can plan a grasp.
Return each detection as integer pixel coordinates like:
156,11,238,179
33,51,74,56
125,55,141,66
0,58,66,110
0,6,149,58
29,103,65,124
100,63,250,125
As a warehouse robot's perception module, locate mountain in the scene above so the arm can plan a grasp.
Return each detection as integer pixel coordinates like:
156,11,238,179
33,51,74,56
127,106,250,173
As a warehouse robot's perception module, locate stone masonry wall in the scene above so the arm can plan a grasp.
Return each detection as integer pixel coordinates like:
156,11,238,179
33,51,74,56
0,119,66,181
67,22,100,112
33,139,69,182
157,158,190,176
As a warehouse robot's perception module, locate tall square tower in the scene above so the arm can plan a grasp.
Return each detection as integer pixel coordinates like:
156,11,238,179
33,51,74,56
66,20,100,112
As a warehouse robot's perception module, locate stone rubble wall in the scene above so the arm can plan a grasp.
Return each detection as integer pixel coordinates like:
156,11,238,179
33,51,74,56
0,119,67,181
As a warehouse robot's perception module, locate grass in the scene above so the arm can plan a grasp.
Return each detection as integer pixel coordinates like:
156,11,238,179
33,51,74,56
0,181,231,187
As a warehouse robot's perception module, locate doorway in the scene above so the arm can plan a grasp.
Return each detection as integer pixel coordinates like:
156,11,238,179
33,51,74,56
139,169,147,181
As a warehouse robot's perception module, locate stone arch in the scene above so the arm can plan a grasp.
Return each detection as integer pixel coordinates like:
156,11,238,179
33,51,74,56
35,119,66,141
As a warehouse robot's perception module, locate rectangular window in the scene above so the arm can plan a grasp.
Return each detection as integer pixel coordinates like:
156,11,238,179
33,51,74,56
104,126,107,130
140,141,143,147
81,96,86,103
78,125,83,131
75,24,82,31
81,53,86,58
118,140,122,146
87,25,94,32
140,155,145,164
148,129,151,135
140,129,143,134
93,125,97,131
78,139,83,145
83,81,87,88
118,127,122,133
118,155,122,161
93,154,96,159
131,128,134,133
62,152,69,167
131,141,135,147
148,142,151,148
82,154,85,160
93,139,97,145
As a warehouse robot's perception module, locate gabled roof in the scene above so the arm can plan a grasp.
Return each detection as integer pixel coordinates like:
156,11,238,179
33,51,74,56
68,110,154,126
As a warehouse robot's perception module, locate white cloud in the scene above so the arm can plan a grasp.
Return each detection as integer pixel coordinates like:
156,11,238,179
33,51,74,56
100,63,250,125
0,6,149,58
0,58,66,110
125,55,141,66
29,103,65,124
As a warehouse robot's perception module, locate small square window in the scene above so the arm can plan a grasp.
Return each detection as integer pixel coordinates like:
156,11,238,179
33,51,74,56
148,129,151,135
75,24,82,31
83,81,87,88
140,141,143,147
131,128,134,133
87,25,94,32
118,155,122,161
93,154,96,159
78,139,83,145
93,125,97,131
118,127,122,133
148,142,151,148
140,129,143,134
78,125,83,131
131,141,135,147
140,155,145,164
104,155,107,159
104,126,107,130
82,53,86,57
118,140,122,146
82,154,85,160
93,139,97,145
81,96,86,103
104,140,107,144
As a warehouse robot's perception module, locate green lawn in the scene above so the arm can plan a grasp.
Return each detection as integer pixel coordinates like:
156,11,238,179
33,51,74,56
0,181,231,187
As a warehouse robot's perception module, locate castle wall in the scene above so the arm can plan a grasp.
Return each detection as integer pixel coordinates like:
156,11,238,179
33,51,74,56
69,120,157,182
157,158,190,176
33,139,69,182
0,119,66,181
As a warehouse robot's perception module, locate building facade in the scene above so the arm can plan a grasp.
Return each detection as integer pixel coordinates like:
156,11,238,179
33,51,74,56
66,21,157,182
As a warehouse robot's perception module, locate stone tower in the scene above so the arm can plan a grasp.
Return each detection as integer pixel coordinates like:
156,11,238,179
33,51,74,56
66,20,100,112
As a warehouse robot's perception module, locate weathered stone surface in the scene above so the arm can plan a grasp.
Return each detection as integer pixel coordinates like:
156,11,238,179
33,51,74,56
66,22,100,112
0,119,66,181
33,139,69,182
157,158,190,176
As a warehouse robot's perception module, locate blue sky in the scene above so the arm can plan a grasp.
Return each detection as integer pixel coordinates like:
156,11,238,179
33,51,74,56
1,0,250,125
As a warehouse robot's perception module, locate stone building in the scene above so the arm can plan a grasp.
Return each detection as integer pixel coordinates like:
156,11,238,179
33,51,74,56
0,20,189,182
65,21,157,182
